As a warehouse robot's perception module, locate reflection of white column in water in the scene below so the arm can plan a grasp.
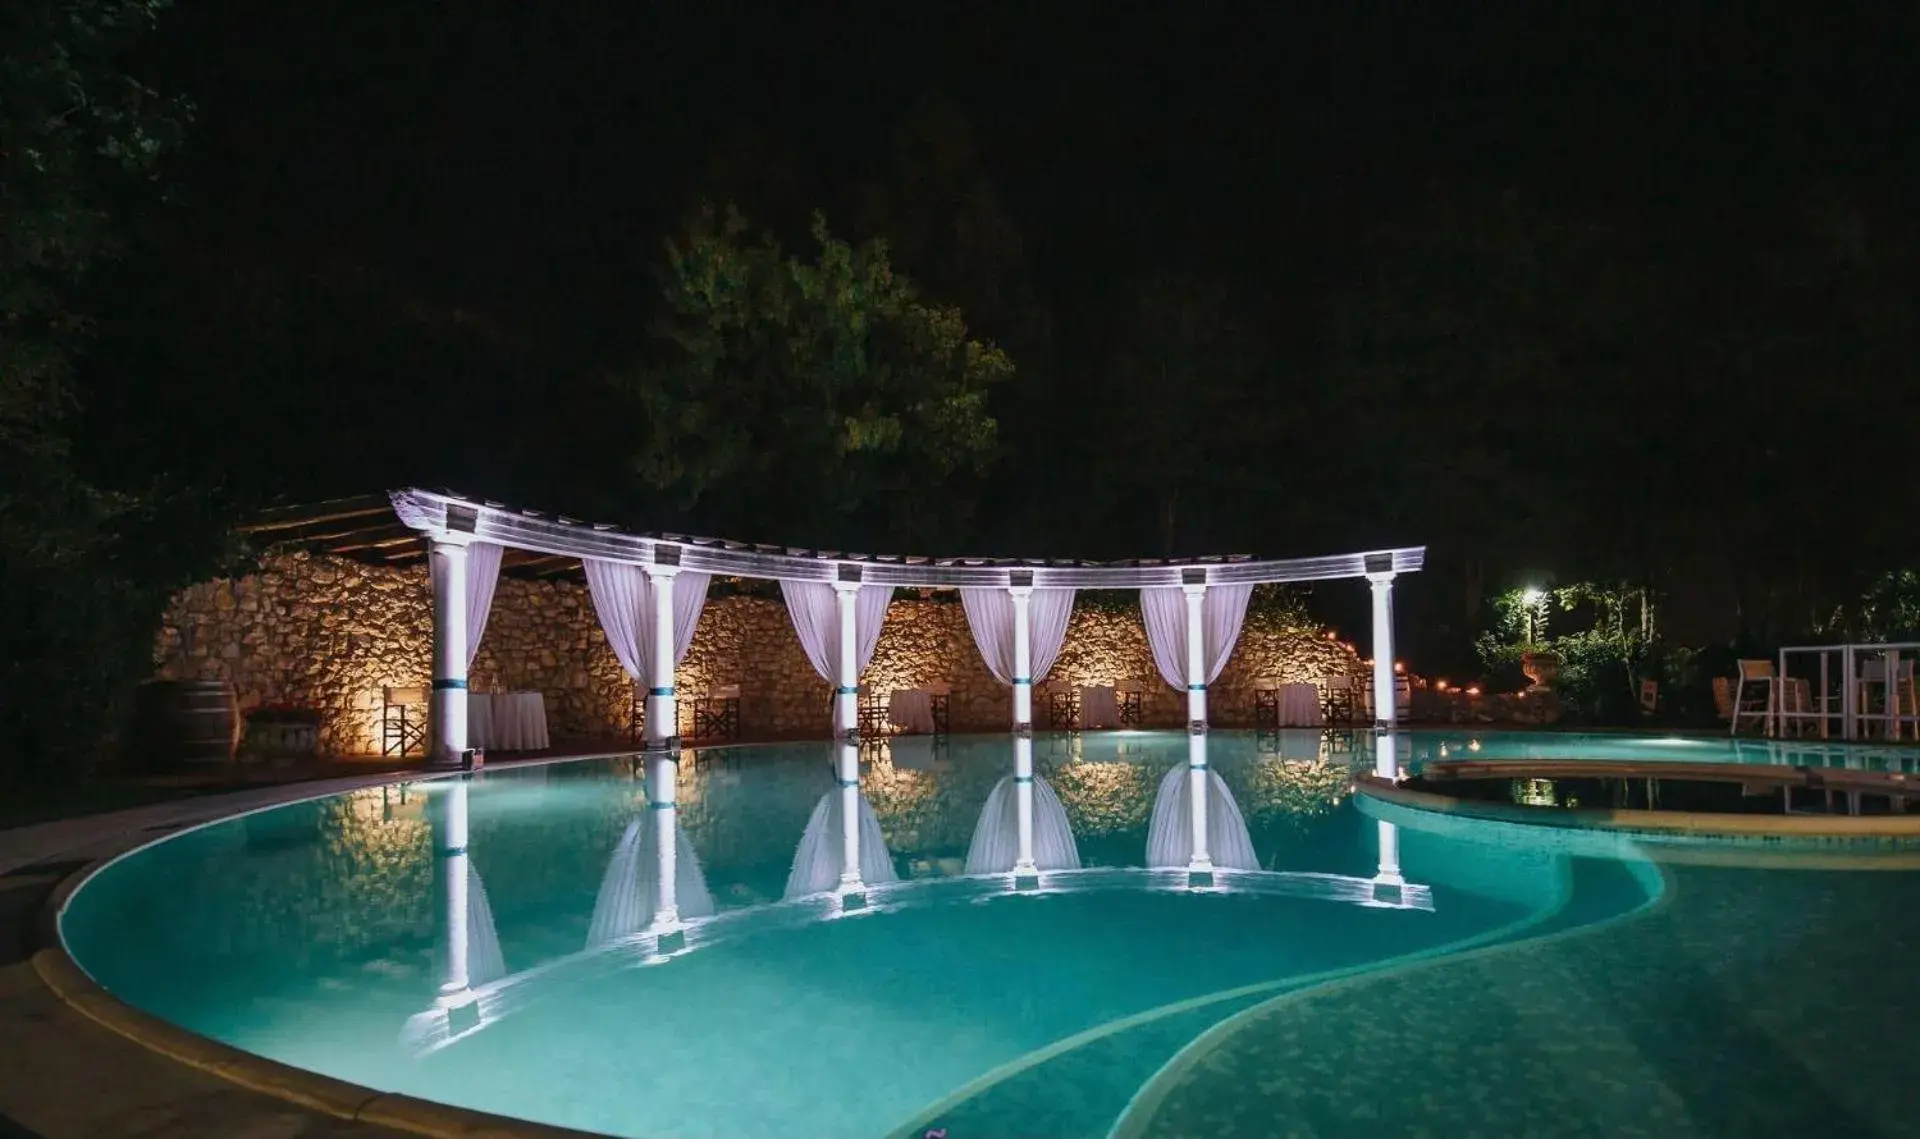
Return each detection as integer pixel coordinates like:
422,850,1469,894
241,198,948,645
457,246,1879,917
1014,734,1037,876
437,778,470,1001
966,735,1082,874
834,581,860,736
784,743,898,898
838,739,862,891
1375,727,1399,780
1183,581,1212,872
1375,819,1404,885
649,754,680,928
1146,738,1257,870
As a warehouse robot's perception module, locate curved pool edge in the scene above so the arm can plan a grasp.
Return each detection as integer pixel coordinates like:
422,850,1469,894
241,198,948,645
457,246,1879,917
1103,849,1676,1139
31,758,633,1139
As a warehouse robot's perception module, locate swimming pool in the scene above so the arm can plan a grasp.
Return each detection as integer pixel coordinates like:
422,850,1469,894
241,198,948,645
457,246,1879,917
57,731,1920,1137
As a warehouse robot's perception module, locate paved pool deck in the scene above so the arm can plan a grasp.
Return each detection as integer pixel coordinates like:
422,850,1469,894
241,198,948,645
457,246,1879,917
0,751,632,1139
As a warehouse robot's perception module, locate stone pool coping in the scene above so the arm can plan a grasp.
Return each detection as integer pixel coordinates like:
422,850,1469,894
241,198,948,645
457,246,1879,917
9,754,632,1139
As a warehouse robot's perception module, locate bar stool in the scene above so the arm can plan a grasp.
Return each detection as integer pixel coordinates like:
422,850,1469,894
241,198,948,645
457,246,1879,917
1730,659,1776,737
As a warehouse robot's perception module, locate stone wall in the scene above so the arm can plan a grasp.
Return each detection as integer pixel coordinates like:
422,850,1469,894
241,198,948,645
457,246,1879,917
155,552,1367,756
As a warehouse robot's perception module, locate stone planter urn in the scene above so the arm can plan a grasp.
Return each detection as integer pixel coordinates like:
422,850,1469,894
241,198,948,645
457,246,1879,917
1520,650,1562,691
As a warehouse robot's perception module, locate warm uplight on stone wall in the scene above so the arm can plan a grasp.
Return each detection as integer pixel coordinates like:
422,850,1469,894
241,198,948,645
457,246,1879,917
159,554,1372,755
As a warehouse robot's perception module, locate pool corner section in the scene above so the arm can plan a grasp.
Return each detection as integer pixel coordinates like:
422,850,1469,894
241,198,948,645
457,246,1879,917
25,765,617,1139
1354,770,1920,845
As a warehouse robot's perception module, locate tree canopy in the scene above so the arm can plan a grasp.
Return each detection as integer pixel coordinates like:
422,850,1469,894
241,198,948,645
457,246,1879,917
624,207,1009,550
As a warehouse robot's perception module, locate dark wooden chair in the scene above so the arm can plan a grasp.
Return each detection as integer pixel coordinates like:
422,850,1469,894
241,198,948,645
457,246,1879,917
925,681,952,736
382,686,428,758
1253,680,1282,729
1041,682,1080,731
857,684,889,737
1117,680,1145,725
692,684,741,740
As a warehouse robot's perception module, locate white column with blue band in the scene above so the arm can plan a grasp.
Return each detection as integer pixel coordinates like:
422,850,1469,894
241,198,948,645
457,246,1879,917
1183,582,1212,872
1010,584,1037,877
646,564,681,928
428,536,471,768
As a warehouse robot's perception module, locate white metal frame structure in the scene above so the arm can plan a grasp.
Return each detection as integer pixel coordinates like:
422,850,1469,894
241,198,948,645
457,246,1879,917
1776,642,1920,741
391,486,1423,886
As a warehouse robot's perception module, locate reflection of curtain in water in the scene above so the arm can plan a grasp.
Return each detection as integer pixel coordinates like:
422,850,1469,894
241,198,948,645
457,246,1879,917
1145,765,1258,870
964,774,1082,874
783,792,899,899
586,815,716,947
437,864,507,987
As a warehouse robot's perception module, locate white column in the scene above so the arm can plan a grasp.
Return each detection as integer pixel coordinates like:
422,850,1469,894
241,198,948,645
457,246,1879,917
645,568,678,745
648,753,680,928
1183,583,1211,873
1011,586,1034,729
435,779,470,1002
837,738,863,890
1013,735,1036,877
1368,572,1397,729
1375,819,1404,886
834,583,860,736
1011,583,1037,879
1184,584,1208,724
428,537,471,768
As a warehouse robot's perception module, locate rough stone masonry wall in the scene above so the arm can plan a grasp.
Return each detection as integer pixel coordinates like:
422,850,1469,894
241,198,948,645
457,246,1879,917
155,552,1367,756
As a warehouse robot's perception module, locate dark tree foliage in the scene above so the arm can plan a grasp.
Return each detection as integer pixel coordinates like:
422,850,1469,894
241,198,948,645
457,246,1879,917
0,0,237,782
620,207,1008,551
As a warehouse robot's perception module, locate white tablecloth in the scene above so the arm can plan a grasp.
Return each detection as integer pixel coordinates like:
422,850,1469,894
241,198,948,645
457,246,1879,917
1080,685,1119,729
888,689,936,734
468,691,550,751
1278,683,1324,727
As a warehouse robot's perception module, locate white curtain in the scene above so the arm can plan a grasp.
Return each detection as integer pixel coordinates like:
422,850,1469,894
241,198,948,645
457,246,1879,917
1144,764,1259,871
465,542,502,670
583,559,711,685
586,815,716,948
964,774,1082,874
960,587,1076,684
780,581,893,683
429,540,504,671
1140,584,1255,689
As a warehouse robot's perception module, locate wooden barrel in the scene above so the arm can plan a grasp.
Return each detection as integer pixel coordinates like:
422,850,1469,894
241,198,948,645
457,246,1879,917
132,680,240,770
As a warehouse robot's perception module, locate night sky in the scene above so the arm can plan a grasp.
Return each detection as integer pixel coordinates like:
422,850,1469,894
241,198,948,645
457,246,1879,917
72,2,1917,654
150,2,1918,344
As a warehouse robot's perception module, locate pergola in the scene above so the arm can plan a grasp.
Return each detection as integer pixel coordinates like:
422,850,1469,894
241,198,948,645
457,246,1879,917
389,487,1424,940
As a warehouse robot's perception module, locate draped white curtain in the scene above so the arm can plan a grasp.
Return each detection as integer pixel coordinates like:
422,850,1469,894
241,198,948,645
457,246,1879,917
1140,584,1255,689
780,581,893,683
582,559,712,684
429,540,504,670
959,588,1076,684
463,542,502,670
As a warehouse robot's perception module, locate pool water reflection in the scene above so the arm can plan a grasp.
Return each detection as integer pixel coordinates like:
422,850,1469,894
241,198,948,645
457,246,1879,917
62,729,1911,1138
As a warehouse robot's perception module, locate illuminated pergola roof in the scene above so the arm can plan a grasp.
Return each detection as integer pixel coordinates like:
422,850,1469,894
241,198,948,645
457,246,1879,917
383,487,1424,589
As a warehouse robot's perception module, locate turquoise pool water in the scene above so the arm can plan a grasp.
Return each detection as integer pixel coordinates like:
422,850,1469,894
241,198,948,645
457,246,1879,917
58,731,1920,1138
